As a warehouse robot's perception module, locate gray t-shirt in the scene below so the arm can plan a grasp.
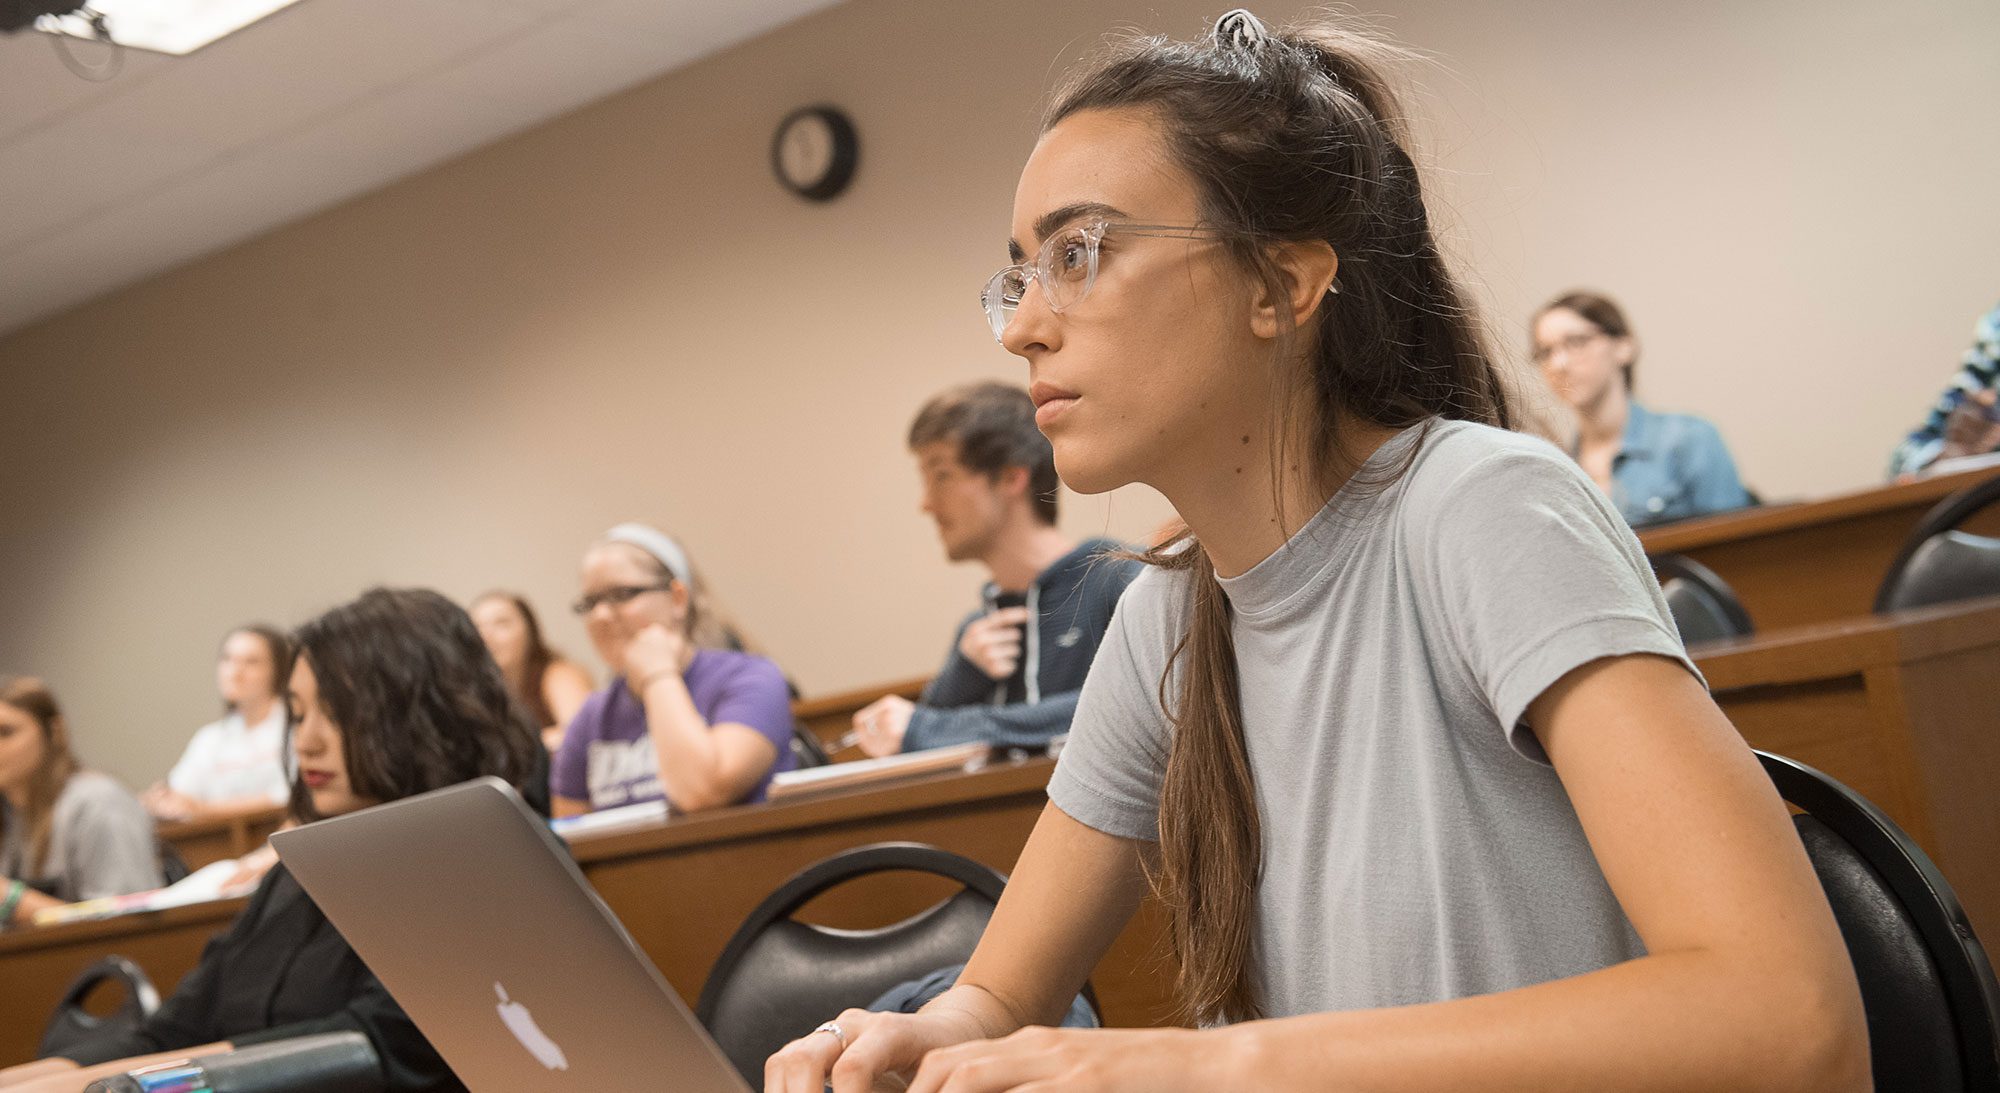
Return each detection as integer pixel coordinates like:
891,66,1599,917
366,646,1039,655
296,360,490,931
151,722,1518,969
0,770,163,903
1047,419,1697,1017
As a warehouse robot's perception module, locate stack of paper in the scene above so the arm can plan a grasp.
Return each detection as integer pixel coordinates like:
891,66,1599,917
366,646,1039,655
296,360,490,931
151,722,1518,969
33,861,249,927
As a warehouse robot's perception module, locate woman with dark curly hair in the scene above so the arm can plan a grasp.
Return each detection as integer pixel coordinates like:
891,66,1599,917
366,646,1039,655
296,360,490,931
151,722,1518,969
1,588,543,1093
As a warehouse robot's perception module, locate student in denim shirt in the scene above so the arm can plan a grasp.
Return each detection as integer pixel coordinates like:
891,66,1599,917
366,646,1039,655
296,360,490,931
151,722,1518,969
1533,291,1753,526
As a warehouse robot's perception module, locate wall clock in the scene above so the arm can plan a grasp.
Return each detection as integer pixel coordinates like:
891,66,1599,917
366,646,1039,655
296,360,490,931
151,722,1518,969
771,105,859,203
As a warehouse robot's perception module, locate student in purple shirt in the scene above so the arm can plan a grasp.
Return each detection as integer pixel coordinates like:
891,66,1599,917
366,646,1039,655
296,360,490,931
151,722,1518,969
550,524,795,816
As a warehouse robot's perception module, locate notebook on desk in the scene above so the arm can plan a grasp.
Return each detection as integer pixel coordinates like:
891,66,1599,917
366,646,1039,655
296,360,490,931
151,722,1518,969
765,741,991,801
271,778,751,1093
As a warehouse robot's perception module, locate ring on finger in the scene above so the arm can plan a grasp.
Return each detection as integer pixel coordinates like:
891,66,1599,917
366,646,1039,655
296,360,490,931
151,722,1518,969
814,1021,848,1050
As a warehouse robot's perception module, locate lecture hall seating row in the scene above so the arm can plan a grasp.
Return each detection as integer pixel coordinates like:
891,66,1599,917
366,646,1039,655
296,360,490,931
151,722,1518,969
20,466,1996,1069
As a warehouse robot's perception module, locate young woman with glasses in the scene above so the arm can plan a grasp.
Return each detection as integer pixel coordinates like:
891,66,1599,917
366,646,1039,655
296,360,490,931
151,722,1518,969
550,523,795,816
1531,291,1753,526
766,11,1866,1092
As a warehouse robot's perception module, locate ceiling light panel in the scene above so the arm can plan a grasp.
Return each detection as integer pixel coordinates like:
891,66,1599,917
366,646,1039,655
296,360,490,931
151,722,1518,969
38,0,304,56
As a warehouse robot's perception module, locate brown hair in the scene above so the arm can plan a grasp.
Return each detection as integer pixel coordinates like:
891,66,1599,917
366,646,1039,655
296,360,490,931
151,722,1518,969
470,592,561,727
908,382,1060,525
1535,290,1637,391
0,677,83,877
1047,12,1509,1024
222,624,292,714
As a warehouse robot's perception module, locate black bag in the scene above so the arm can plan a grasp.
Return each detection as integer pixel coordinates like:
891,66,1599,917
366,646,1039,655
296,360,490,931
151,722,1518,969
37,955,159,1058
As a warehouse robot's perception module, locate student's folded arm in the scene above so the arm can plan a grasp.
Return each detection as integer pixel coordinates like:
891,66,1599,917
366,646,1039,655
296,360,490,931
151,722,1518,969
1202,654,1869,1091
901,691,1078,752
659,725,777,812
647,660,789,812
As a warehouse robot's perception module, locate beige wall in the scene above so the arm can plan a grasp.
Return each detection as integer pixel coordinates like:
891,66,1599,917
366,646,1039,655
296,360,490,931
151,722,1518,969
2,0,1996,787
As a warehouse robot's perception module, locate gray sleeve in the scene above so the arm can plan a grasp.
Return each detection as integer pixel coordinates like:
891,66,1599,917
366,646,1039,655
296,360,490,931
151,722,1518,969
59,776,165,900
1044,572,1175,842
1419,447,1699,762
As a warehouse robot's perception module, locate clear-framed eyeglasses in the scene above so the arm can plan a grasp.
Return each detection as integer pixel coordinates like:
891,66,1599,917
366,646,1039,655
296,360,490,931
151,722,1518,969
978,220,1242,343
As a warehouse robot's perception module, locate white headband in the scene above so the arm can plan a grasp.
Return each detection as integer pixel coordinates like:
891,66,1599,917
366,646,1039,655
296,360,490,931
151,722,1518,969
602,523,692,587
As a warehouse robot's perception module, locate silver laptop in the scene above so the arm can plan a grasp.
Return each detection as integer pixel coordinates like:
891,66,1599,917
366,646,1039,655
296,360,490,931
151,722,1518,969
271,777,751,1092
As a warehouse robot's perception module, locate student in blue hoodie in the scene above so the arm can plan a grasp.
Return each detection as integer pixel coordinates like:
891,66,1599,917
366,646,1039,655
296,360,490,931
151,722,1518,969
852,382,1140,756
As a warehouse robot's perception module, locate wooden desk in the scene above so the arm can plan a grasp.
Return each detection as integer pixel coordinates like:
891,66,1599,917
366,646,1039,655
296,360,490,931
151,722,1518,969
0,760,1177,1068
0,898,247,1067
7,605,1992,1068
1640,460,2000,630
571,756,1175,1030
157,806,288,871
1695,597,2000,940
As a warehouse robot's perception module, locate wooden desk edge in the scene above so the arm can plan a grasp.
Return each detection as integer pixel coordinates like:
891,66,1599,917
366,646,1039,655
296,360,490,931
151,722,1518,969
0,897,247,955
1693,598,2000,689
155,805,289,842
1640,461,2000,554
791,677,930,722
569,756,1056,864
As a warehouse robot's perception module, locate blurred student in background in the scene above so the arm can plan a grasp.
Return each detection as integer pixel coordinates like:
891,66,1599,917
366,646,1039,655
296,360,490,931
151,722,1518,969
1889,299,2000,477
1,677,163,928
1,587,542,1092
470,592,593,752
144,626,293,821
552,524,794,816
1532,291,1752,526
852,383,1139,758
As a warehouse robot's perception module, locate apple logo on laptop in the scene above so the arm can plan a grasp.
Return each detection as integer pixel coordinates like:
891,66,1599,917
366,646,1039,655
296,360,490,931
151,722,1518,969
495,982,569,1071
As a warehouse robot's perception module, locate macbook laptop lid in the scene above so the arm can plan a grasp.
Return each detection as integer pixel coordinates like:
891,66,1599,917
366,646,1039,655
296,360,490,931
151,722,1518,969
272,777,751,1092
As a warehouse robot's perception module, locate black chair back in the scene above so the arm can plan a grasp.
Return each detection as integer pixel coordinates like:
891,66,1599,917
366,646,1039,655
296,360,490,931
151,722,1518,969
1651,553,1754,644
39,955,160,1058
695,843,1010,1086
1876,474,2000,612
1759,751,2000,1091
